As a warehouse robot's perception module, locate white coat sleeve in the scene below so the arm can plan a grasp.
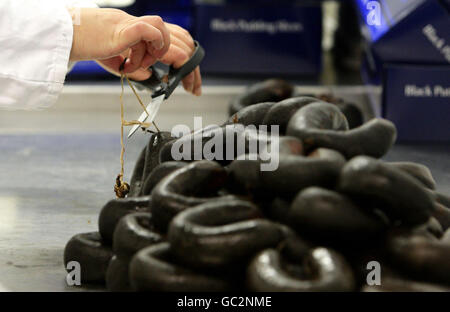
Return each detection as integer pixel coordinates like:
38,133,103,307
0,0,97,111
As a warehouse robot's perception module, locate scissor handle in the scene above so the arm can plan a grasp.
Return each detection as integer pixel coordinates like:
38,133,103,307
134,41,205,98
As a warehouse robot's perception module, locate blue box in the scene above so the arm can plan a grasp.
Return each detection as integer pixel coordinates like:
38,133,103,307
356,0,450,67
383,64,450,142
355,0,450,142
194,1,322,75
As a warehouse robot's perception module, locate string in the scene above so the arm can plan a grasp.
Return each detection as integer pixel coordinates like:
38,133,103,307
114,73,130,198
115,69,161,198
124,75,160,132
125,76,148,115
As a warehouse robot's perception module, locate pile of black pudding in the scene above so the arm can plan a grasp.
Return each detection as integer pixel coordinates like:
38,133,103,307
64,79,450,292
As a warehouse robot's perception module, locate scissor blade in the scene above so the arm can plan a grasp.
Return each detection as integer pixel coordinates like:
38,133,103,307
127,94,165,138
127,102,152,138
147,94,164,124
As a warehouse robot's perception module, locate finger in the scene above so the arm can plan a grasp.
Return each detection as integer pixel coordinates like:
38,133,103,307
97,55,126,74
118,21,165,56
123,41,146,73
159,44,189,68
139,16,170,59
127,67,152,81
141,45,158,69
193,67,202,96
170,36,192,57
182,72,195,94
166,23,195,50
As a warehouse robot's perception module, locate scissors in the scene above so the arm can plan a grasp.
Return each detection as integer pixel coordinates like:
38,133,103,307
127,41,205,138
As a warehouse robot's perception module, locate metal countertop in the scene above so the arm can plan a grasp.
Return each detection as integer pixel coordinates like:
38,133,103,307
0,85,448,291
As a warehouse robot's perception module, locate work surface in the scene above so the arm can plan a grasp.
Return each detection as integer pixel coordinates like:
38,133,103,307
0,133,449,291
0,84,449,291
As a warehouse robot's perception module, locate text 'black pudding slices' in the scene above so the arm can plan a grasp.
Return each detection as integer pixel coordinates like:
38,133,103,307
151,160,234,232
168,199,287,270
229,79,294,116
287,102,397,158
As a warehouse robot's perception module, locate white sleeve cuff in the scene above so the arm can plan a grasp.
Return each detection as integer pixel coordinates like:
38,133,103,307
0,0,98,110
65,1,99,72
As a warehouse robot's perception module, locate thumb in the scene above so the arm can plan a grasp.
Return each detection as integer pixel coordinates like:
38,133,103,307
97,57,152,80
97,55,125,73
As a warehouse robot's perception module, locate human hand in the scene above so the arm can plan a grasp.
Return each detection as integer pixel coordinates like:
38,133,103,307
159,22,202,96
69,8,201,95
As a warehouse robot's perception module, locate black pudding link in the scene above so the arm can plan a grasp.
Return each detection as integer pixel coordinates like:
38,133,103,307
432,202,450,231
246,243,355,292
64,232,113,284
129,243,232,292
151,160,234,232
140,161,188,196
287,102,396,158
262,97,319,134
105,255,132,292
63,77,450,292
289,187,387,241
229,79,293,115
128,147,146,197
338,156,435,226
168,199,286,270
387,234,450,285
227,154,263,195
112,212,163,258
225,102,275,127
260,152,345,196
129,132,174,197
335,102,364,129
98,196,152,244
159,125,245,165
272,136,304,156
141,132,174,186
386,161,436,190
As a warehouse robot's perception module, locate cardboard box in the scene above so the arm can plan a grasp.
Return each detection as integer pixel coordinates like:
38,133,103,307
194,1,322,75
383,64,450,142
355,0,450,141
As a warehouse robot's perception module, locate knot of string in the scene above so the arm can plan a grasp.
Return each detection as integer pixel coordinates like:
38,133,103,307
115,59,160,198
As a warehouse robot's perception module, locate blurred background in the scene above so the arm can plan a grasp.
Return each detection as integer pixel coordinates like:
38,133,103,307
1,0,372,134
68,0,360,82
1,0,449,139
0,0,449,291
